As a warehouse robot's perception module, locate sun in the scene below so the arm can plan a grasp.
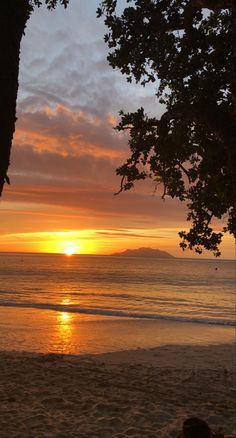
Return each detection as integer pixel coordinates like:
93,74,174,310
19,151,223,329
64,246,78,256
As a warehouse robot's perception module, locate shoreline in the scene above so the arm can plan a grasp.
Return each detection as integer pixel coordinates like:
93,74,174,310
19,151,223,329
0,344,235,437
1,302,235,327
91,342,236,369
0,307,235,356
1,342,235,368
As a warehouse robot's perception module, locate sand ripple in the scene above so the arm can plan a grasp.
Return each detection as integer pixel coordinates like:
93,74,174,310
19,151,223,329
0,345,235,437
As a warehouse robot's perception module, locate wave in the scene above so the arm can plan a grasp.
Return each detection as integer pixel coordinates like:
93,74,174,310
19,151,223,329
0,301,235,326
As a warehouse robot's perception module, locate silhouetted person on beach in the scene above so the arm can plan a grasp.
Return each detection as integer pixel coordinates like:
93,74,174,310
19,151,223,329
178,417,224,438
181,418,211,437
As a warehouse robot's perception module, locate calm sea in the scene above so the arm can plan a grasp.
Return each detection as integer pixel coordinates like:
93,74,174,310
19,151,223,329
0,253,235,354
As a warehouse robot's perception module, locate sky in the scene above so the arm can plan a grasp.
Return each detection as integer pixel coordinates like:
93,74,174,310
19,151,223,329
0,0,235,258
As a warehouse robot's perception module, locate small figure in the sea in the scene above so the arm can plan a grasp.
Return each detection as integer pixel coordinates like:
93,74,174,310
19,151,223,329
178,417,224,437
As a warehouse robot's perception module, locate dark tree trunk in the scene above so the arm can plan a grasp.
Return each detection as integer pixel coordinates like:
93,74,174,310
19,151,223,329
0,0,31,196
232,0,236,121
230,1,236,210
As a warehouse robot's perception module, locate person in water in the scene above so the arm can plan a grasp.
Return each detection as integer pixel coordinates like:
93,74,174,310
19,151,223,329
178,417,224,438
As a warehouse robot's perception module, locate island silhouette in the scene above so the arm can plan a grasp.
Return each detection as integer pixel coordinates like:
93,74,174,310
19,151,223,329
111,247,175,259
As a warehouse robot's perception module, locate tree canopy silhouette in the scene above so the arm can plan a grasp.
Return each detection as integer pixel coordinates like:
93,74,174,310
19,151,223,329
98,0,236,256
0,0,69,196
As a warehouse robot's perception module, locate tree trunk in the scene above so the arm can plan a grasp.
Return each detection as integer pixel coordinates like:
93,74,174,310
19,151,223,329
232,0,236,121
230,2,236,210
0,0,31,196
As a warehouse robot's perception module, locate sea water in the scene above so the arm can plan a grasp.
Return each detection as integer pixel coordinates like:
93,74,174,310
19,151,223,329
0,253,235,354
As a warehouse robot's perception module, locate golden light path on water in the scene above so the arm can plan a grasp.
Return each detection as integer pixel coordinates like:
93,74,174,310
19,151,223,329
57,299,74,353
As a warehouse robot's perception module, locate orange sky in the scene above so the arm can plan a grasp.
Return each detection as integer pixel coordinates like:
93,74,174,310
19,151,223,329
0,1,235,259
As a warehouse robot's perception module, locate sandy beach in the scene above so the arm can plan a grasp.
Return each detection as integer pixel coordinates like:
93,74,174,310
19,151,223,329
0,343,235,438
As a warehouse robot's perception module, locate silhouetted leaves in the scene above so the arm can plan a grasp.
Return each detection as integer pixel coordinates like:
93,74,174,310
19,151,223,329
99,0,236,256
31,0,69,9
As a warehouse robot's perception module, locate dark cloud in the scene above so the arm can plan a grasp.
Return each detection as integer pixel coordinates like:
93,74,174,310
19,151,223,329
11,143,120,188
94,230,165,239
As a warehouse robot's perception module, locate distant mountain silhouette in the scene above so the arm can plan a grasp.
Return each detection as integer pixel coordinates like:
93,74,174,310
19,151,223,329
111,247,175,259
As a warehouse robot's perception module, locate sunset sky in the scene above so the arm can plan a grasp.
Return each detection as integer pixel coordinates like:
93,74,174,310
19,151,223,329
0,0,235,258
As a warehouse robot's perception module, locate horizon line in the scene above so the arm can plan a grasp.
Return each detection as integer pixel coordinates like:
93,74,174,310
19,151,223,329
0,250,234,261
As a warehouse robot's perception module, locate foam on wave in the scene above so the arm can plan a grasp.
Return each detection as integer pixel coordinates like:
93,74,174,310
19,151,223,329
0,301,235,326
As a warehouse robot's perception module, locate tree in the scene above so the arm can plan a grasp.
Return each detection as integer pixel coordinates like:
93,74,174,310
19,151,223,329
0,0,69,197
98,0,236,256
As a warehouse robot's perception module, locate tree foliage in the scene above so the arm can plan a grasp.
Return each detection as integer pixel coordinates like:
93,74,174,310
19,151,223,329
98,0,236,256
0,0,69,197
30,0,69,10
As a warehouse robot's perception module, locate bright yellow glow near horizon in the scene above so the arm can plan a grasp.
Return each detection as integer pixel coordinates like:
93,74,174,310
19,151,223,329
64,246,79,256
0,228,235,259
37,232,95,254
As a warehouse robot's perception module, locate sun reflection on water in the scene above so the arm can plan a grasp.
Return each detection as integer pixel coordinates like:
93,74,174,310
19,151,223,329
57,299,74,353
59,311,71,323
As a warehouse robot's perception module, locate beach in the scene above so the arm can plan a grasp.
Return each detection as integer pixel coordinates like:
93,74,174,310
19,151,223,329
0,343,235,438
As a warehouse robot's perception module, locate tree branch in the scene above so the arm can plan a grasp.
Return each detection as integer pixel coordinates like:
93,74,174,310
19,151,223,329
114,175,125,195
189,0,232,9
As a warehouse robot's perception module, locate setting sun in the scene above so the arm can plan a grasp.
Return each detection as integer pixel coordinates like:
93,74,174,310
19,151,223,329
64,246,78,256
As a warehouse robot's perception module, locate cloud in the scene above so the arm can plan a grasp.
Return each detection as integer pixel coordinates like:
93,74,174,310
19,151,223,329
5,179,188,227
15,104,126,158
11,142,121,189
13,0,164,206
94,229,165,238
20,1,162,116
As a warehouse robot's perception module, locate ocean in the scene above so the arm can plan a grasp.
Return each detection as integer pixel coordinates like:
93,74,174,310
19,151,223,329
0,253,235,354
